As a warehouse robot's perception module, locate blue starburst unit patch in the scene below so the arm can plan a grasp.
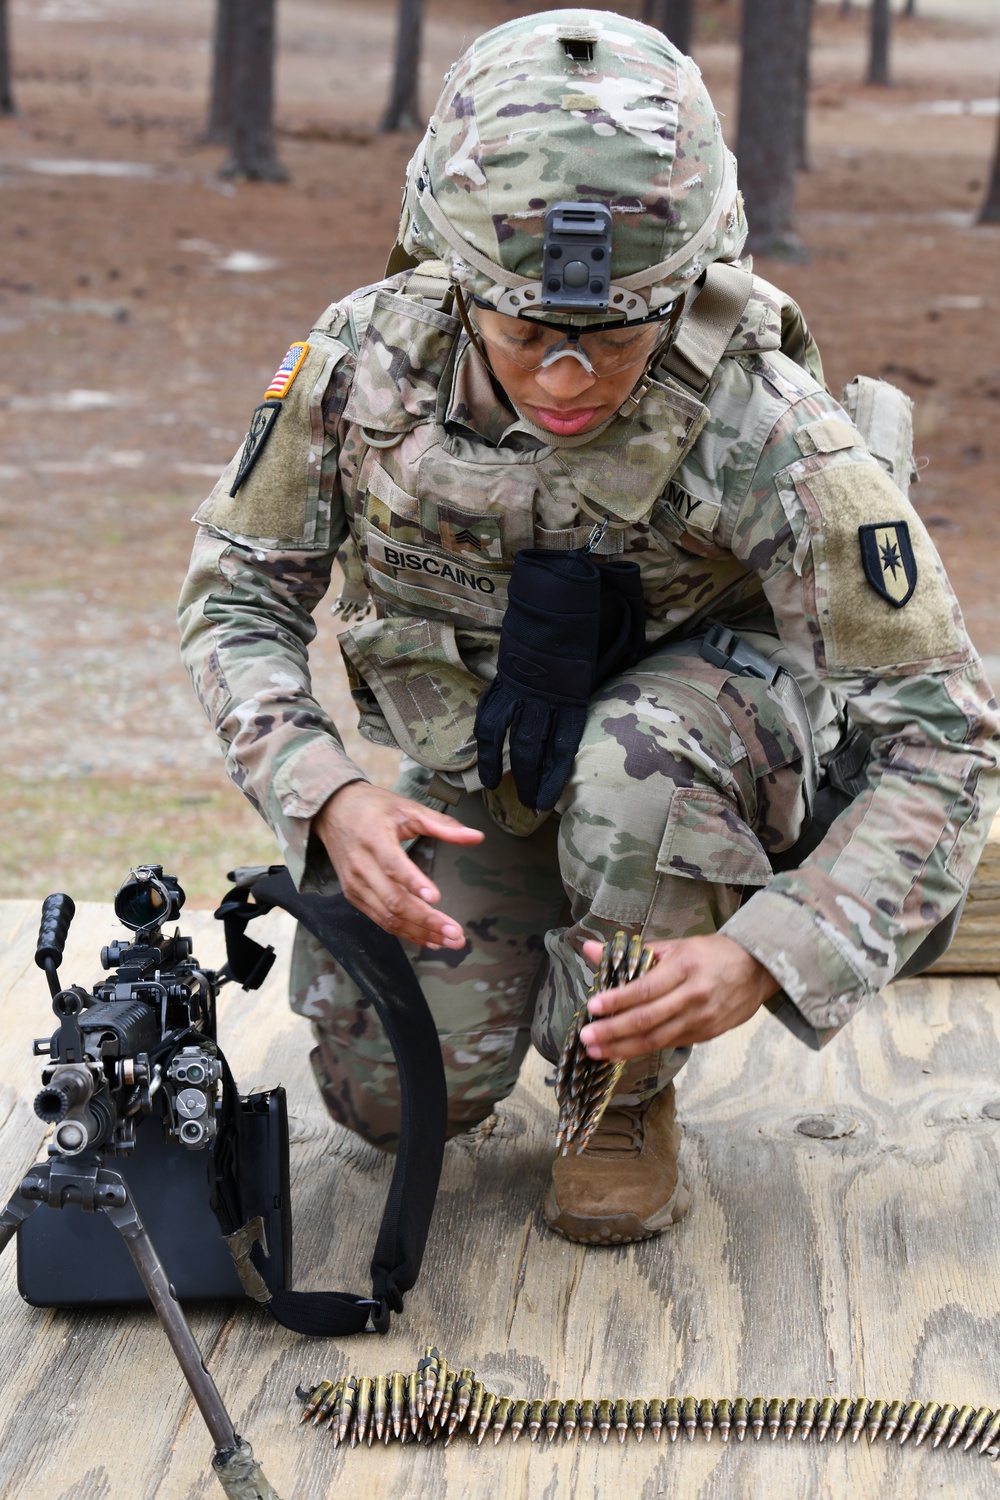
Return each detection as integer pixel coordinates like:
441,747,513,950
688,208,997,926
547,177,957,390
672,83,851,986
858,521,917,608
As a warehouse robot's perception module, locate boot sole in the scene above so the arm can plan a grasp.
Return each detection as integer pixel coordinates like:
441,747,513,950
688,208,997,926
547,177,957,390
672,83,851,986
543,1124,691,1245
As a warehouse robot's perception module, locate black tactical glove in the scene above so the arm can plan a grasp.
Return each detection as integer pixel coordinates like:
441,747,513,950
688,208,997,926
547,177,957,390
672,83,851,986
597,557,646,682
474,549,645,812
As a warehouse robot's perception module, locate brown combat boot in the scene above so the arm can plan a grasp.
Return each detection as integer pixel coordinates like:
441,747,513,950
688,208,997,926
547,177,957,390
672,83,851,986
543,1083,690,1244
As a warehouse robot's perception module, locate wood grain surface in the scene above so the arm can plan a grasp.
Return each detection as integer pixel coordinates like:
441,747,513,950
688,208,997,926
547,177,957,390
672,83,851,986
1,898,999,1500
931,810,1000,973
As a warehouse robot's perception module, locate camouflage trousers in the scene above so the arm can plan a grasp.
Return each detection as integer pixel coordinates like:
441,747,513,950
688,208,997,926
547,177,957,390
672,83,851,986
290,639,812,1150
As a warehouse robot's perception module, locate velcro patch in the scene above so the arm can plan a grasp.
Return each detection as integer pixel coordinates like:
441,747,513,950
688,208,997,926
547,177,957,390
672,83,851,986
859,521,917,607
264,341,310,400
562,93,600,110
367,533,505,603
229,400,282,498
794,417,861,457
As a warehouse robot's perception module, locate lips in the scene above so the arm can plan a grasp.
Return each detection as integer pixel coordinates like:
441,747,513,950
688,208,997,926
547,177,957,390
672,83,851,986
528,405,601,436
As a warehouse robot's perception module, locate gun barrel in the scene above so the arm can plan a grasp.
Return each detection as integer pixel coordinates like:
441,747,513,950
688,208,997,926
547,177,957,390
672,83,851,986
34,1065,103,1152
35,1065,96,1123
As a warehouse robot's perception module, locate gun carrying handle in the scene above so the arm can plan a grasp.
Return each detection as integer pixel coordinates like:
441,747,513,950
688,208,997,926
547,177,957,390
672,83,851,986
35,893,76,998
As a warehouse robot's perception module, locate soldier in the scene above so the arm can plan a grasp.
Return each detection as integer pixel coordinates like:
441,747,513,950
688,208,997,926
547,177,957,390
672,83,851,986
179,10,1000,1245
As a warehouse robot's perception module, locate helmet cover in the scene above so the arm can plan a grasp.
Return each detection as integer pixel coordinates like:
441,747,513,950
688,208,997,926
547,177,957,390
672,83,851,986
399,8,747,312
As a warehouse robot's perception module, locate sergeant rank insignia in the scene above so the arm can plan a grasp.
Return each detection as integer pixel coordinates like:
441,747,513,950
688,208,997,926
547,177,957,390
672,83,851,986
858,521,917,607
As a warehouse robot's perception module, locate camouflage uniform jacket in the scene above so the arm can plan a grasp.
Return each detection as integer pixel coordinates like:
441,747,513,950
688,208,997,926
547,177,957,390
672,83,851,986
178,267,1000,1038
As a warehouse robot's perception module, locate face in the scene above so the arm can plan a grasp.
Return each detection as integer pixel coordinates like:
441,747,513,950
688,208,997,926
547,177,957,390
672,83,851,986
473,305,665,437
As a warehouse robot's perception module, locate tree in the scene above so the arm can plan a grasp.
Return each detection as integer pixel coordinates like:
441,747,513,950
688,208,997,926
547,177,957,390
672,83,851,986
218,0,288,180
644,0,697,57
867,0,891,87
381,0,424,133
793,0,814,169
204,0,237,146
980,78,1000,223
736,0,814,257
0,0,15,117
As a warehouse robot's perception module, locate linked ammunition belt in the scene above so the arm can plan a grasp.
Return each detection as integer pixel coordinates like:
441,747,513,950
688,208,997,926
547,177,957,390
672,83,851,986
554,929,652,1152
296,1348,1000,1457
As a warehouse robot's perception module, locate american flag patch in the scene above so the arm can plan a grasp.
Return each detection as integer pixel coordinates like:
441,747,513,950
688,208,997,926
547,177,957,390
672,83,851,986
264,341,309,400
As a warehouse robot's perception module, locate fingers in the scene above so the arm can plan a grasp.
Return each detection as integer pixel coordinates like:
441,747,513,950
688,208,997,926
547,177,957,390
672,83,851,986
398,803,485,846
578,935,775,1058
315,784,479,949
336,835,466,949
582,961,694,1049
581,979,705,1056
339,848,466,949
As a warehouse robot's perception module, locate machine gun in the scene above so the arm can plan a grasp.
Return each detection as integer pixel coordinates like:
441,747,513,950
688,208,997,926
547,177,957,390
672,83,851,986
0,867,283,1499
32,868,218,1158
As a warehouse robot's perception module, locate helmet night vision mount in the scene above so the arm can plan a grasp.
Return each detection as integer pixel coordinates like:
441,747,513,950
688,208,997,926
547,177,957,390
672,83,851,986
495,201,652,324
542,203,612,312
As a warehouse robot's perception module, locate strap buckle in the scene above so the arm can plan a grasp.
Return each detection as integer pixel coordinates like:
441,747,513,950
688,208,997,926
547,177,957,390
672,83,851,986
584,518,608,553
359,1296,391,1334
700,622,780,684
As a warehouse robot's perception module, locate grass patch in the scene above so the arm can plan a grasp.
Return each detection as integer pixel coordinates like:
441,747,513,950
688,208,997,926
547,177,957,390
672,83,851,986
0,773,280,907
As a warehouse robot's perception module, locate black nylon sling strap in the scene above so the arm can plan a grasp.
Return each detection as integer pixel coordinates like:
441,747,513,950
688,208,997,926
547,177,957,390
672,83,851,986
214,865,447,1337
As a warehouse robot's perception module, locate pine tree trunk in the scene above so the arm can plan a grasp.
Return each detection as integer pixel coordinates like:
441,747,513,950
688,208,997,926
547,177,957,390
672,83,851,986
979,81,1000,224
220,0,288,181
204,0,237,146
223,0,289,181
903,0,916,17
867,0,891,86
793,0,814,169
381,0,423,133
0,0,15,117
737,0,812,257
647,0,697,56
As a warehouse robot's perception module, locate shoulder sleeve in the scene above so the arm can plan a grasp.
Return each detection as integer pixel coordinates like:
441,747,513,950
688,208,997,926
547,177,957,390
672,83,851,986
193,299,357,551
718,352,1000,1039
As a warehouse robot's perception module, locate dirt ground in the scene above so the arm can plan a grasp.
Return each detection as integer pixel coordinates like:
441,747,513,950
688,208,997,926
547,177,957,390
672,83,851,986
1,0,998,906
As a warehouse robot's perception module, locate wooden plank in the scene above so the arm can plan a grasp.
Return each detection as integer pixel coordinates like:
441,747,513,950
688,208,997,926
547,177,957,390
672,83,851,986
931,809,1000,973
1,902,1000,1498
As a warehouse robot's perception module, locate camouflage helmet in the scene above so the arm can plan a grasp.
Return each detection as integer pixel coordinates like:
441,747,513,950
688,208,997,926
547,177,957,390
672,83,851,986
397,8,747,317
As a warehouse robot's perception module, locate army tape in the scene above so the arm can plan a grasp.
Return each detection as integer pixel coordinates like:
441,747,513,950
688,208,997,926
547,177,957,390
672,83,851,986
296,1349,1000,1456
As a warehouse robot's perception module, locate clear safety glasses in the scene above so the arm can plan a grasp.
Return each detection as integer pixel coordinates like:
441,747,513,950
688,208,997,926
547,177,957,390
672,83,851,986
467,295,679,379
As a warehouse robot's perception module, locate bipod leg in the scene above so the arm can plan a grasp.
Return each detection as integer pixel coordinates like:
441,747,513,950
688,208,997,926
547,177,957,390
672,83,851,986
1,1160,282,1499
0,1169,46,1254
97,1169,283,1500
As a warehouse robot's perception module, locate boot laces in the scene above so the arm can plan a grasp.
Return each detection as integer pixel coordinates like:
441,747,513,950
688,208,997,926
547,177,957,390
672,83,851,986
583,1102,646,1158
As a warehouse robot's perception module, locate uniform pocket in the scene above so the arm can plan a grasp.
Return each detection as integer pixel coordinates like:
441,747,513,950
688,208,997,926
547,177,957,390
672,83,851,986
656,786,773,886
338,616,484,771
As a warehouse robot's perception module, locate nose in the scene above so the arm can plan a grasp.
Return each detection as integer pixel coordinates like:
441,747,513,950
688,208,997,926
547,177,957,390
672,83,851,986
533,351,597,400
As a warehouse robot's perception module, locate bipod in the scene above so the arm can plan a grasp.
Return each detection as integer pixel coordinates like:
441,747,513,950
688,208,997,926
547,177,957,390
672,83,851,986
0,1154,282,1499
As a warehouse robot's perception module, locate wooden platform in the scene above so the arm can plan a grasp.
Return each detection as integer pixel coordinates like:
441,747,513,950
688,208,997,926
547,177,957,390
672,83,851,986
2,898,1000,1500
931,810,1000,973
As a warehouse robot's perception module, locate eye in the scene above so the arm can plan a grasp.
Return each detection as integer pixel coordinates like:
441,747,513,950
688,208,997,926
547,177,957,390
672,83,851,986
502,325,545,349
591,330,643,354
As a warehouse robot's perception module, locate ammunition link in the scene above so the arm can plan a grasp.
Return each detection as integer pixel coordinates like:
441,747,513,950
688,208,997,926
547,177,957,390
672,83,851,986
555,932,654,1155
295,1348,1000,1458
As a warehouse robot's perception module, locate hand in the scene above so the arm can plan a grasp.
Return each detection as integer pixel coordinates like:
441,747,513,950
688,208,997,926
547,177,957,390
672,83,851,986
578,933,780,1060
313,782,484,950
